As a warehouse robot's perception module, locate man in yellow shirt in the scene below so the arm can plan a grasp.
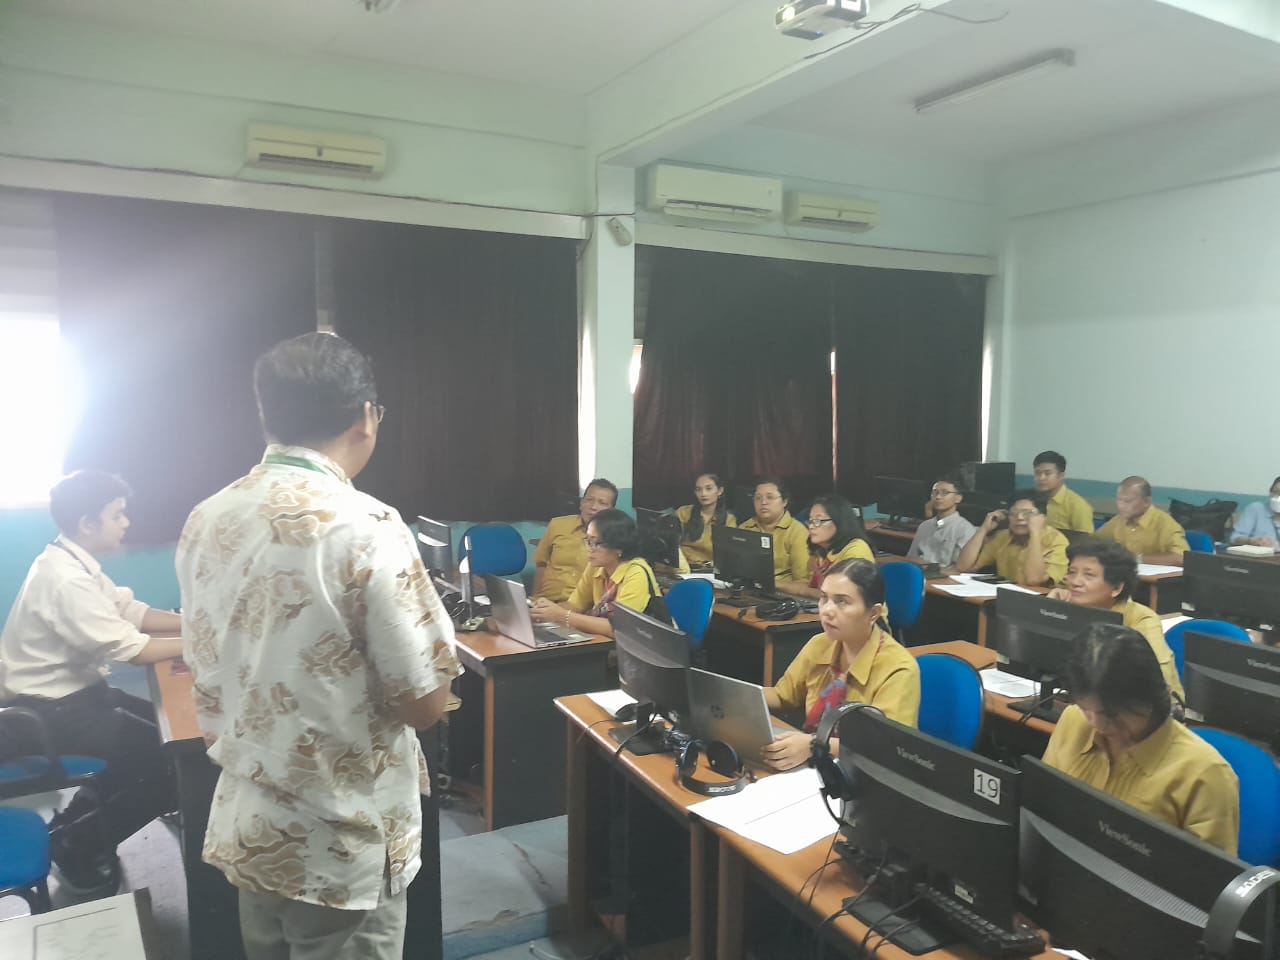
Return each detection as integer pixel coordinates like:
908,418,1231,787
1033,450,1094,534
739,478,809,582
953,491,1069,586
1094,476,1189,567
532,479,617,601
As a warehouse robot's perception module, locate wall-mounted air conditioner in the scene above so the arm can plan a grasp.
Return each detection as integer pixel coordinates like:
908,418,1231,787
783,192,879,231
246,124,386,178
645,164,782,223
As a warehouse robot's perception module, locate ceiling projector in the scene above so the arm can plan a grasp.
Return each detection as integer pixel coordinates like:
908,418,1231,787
776,0,868,39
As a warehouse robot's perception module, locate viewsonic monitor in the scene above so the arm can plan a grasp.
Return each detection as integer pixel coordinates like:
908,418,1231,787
874,476,931,525
611,604,692,731
1184,552,1280,629
712,526,774,593
1183,630,1280,751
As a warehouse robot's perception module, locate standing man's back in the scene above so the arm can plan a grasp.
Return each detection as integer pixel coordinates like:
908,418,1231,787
176,332,460,960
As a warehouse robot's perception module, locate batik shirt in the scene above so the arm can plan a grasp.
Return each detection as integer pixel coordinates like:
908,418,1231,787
176,445,461,910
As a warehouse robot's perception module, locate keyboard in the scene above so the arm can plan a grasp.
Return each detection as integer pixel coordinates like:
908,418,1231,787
912,883,1045,957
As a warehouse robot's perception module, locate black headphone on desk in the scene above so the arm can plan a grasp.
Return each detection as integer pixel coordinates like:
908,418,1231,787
1200,866,1279,959
675,738,748,796
756,598,800,621
810,701,885,805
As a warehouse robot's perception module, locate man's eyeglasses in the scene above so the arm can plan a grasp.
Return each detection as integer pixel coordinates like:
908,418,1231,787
754,494,782,503
930,488,959,498
806,517,834,528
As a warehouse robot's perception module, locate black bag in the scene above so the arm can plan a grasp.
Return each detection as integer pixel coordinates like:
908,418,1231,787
1168,498,1238,543
641,566,673,625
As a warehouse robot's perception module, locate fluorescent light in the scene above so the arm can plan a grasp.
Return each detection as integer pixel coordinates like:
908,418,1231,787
914,49,1075,114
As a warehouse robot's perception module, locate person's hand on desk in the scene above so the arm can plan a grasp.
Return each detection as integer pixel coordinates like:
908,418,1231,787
1246,536,1278,548
761,731,813,771
529,597,564,624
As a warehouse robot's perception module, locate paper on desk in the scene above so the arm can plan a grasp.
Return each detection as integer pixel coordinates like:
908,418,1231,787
980,669,1041,698
680,572,730,588
933,582,1001,598
1053,950,1093,959
688,766,837,856
0,893,148,960
1161,614,1191,633
1137,563,1182,577
587,689,637,715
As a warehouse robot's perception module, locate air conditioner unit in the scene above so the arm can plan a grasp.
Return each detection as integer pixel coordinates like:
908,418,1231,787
783,192,879,231
246,124,386,178
645,165,782,223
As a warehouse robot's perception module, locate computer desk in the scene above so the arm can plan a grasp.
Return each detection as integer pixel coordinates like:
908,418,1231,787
865,519,916,557
702,602,821,685
1136,568,1184,614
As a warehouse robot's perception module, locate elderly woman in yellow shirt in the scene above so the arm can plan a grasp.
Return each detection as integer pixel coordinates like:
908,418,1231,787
674,472,736,569
776,494,874,600
761,558,920,771
530,509,659,639
1042,622,1239,855
739,478,810,583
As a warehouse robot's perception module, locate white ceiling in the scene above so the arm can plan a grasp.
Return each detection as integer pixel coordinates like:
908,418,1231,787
11,0,747,96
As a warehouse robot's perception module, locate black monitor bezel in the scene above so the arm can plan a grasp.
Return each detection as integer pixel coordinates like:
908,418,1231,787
711,525,775,593
1182,630,1280,749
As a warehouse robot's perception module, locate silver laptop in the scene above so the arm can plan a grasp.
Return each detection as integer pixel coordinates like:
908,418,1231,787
484,576,593,648
686,668,789,767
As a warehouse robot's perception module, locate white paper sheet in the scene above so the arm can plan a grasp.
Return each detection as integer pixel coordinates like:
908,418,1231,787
0,893,148,960
1161,614,1191,632
979,669,1040,698
586,689,637,715
933,582,1039,599
688,766,837,856
680,572,729,588
1136,563,1183,577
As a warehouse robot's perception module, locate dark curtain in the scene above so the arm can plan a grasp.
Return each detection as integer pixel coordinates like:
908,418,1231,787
330,220,578,521
633,247,833,511
833,268,986,504
55,195,318,544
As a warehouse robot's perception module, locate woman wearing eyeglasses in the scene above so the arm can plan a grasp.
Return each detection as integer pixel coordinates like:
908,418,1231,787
739,478,810,582
953,489,1069,586
674,473,736,569
529,509,660,638
776,494,873,599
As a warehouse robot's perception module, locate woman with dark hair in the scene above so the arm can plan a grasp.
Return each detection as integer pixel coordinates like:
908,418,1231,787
740,478,810,582
761,558,919,770
530,508,660,639
776,494,873,599
1046,537,1184,704
1043,622,1239,854
674,473,736,568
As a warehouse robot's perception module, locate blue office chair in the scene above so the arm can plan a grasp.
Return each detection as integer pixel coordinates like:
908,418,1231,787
0,707,106,802
915,654,984,750
1191,727,1280,866
0,806,51,914
1163,618,1250,679
879,561,924,644
1185,529,1215,554
460,523,527,577
664,578,714,654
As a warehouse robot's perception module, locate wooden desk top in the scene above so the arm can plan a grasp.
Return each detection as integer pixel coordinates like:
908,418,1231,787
454,629,612,663
148,657,202,746
865,520,918,542
1138,569,1184,582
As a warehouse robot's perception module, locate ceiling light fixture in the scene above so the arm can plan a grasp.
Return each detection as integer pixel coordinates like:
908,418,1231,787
914,48,1075,114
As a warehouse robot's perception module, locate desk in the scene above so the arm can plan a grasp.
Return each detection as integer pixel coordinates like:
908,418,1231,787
451,630,615,830
920,577,996,647
702,603,821,685
0,891,161,960
1137,570,1184,614
866,520,916,557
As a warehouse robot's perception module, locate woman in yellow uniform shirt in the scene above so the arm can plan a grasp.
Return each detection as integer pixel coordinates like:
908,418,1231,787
739,478,810,583
1043,622,1239,855
674,472,736,569
761,558,920,770
777,494,873,599
530,509,659,639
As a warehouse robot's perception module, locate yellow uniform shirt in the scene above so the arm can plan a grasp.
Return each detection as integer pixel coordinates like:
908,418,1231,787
674,504,737,567
974,527,1069,585
1114,598,1185,704
741,512,810,582
566,557,659,615
1095,508,1189,559
772,626,920,728
1042,705,1239,855
1045,485,1094,534
532,515,587,602
808,537,875,587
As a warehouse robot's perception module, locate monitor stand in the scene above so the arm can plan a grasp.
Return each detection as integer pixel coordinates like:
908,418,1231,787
1006,676,1069,723
606,715,688,757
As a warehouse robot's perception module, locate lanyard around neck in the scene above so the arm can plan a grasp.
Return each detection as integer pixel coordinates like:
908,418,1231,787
264,453,331,476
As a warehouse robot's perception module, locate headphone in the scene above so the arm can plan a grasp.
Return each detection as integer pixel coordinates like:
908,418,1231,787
1200,866,1279,959
675,738,748,796
810,701,886,805
756,598,800,621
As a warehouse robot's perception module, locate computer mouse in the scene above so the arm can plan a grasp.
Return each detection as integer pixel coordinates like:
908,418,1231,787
614,702,639,723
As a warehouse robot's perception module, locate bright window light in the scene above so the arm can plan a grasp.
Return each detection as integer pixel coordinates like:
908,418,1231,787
0,316,81,505
629,342,644,395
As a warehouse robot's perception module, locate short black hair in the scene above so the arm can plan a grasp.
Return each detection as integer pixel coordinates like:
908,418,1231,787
1066,537,1137,602
1120,476,1153,499
808,494,864,557
254,332,378,447
590,508,641,560
1066,622,1171,727
1009,488,1046,513
583,479,619,504
1033,451,1066,472
49,470,132,536
754,477,790,503
934,472,965,495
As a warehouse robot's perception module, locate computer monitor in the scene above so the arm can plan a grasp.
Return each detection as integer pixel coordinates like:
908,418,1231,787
1183,630,1280,751
415,516,454,578
958,461,1016,498
711,526,774,593
1019,756,1273,960
836,708,1022,952
874,476,930,525
635,507,682,568
611,603,692,731
1184,552,1280,629
990,591,1122,721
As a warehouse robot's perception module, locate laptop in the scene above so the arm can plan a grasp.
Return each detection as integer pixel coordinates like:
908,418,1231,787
484,575,593,648
686,668,789,768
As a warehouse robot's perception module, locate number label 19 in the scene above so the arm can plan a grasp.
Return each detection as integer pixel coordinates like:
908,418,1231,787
973,770,1001,805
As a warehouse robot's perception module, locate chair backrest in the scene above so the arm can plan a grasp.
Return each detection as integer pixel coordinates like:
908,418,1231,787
915,653,984,750
461,524,527,578
879,561,925,636
1191,727,1280,866
663,578,714,651
1185,529,1215,554
1164,618,1251,678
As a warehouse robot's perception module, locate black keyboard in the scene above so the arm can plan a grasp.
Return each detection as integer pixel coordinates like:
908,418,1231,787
912,883,1045,958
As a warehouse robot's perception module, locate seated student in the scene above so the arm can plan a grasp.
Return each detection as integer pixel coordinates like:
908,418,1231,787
1033,450,1095,533
1046,538,1185,705
762,559,920,771
1230,475,1280,547
1094,476,1190,566
907,473,976,566
0,471,182,892
1042,623,1239,855
953,490,1069,586
776,494,873,599
739,478,809,583
674,472,736,568
532,478,618,601
530,508,660,638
